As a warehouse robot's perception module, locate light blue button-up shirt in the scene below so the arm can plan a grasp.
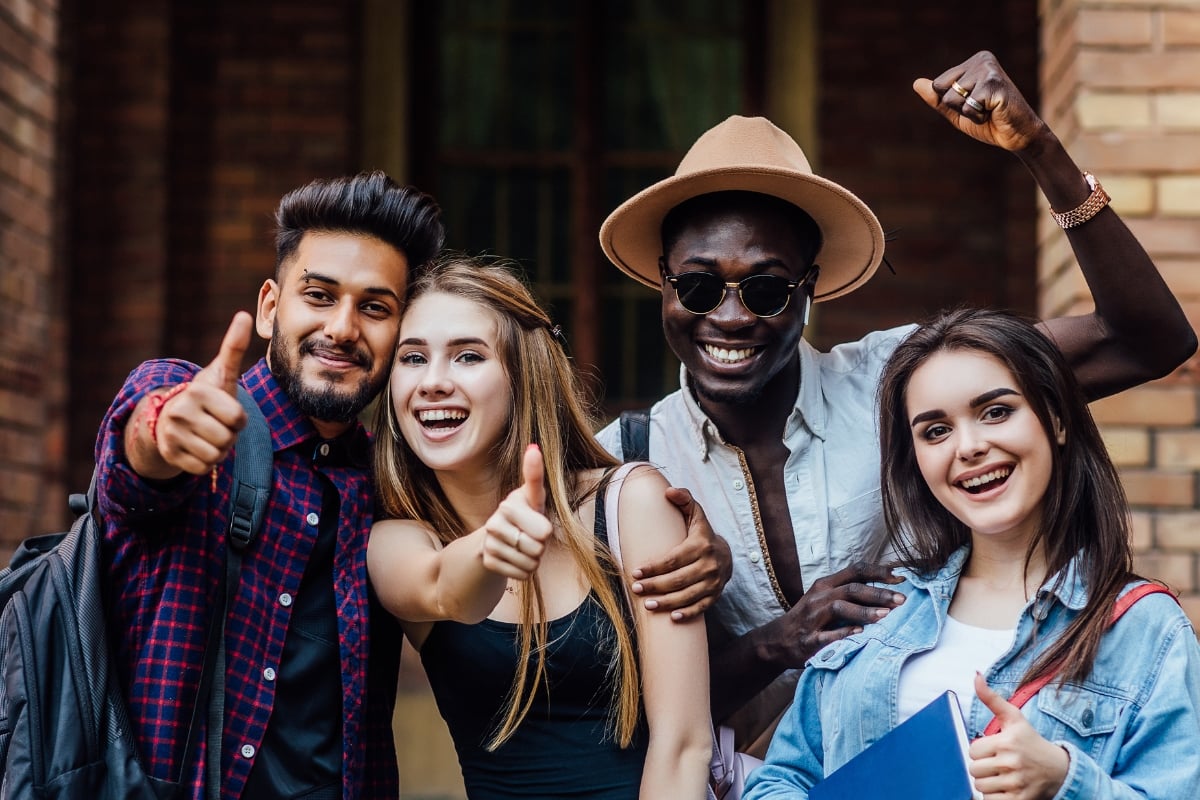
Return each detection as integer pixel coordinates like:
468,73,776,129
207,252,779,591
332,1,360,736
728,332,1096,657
596,324,915,718
744,547,1200,799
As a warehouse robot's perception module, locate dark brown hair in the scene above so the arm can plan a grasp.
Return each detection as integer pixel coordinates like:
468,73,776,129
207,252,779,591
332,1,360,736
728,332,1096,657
878,307,1138,687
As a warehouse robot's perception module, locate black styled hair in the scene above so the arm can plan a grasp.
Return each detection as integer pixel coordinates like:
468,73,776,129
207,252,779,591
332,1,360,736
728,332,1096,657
273,170,445,287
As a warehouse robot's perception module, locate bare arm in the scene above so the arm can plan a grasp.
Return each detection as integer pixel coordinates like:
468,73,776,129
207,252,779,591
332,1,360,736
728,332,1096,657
367,444,551,625
630,487,733,621
613,467,713,800
915,50,1196,400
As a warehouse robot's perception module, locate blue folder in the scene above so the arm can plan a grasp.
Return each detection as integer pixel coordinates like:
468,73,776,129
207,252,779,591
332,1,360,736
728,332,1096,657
810,690,978,799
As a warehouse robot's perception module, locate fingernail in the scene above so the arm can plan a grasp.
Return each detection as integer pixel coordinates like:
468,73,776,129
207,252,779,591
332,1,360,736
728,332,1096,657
631,582,644,594
671,611,683,621
631,569,644,579
893,593,906,604
873,608,889,619
851,627,863,635
644,599,659,610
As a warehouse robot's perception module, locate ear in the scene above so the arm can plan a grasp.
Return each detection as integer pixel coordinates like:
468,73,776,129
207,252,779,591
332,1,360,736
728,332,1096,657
1053,417,1067,446
658,256,668,278
256,279,280,340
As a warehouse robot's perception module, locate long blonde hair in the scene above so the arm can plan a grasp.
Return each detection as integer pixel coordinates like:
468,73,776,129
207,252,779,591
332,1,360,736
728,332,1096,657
373,254,640,748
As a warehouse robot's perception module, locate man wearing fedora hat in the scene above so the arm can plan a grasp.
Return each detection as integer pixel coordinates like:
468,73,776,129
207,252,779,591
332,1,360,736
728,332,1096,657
594,50,1196,752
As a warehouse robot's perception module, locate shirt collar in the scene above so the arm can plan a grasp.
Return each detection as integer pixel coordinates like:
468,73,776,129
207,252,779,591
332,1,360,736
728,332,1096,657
900,546,1089,616
677,337,826,459
242,358,371,466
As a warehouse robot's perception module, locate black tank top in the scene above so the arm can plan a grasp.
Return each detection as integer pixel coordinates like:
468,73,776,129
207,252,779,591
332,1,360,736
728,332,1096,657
419,592,646,798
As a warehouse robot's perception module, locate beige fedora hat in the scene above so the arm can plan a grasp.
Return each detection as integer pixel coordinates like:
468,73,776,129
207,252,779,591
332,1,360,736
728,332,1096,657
599,115,885,302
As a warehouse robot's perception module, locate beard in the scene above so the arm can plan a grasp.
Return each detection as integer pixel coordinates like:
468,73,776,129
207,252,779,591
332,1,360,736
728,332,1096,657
269,327,386,424
690,378,766,408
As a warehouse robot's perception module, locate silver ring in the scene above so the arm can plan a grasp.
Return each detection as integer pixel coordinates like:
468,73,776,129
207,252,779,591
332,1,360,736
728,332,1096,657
951,80,970,98
963,96,985,113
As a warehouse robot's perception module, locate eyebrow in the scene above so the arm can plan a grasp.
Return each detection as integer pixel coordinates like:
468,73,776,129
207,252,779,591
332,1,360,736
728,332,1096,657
301,270,402,304
909,387,1020,427
399,336,490,348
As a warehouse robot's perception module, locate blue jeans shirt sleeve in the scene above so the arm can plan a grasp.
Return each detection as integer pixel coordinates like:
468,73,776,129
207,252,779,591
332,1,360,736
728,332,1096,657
742,666,827,799
1050,614,1200,800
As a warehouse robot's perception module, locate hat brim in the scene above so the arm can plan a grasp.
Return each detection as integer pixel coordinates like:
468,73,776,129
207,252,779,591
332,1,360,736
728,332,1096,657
599,166,885,302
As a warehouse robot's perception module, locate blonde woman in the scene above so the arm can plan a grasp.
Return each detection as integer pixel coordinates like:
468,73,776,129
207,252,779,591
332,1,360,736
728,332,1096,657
368,256,713,799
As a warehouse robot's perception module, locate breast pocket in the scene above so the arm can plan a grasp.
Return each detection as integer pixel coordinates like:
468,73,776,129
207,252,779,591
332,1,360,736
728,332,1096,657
1035,684,1127,760
829,488,887,568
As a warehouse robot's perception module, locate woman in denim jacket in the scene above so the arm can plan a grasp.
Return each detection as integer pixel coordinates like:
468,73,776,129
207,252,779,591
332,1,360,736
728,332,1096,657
744,308,1200,800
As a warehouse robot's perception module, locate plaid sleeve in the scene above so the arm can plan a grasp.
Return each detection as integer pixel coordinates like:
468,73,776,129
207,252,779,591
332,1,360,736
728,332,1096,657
95,358,205,520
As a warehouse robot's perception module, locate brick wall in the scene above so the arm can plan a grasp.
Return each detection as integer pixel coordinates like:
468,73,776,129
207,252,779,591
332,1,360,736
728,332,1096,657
63,0,360,496
1039,0,1200,626
0,0,61,561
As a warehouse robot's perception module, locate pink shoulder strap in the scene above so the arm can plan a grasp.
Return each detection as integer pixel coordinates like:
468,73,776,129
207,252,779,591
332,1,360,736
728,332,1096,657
979,582,1176,738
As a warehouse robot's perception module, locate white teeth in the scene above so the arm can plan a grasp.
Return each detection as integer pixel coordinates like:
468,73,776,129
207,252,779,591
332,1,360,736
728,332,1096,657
418,409,467,422
704,344,756,363
960,468,1011,489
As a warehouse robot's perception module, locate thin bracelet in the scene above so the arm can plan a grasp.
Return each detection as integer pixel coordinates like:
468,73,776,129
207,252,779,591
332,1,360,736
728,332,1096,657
146,382,191,444
1051,172,1110,229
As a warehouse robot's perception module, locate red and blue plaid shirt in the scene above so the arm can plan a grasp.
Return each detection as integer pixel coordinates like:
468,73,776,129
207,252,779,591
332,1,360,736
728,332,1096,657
96,357,400,800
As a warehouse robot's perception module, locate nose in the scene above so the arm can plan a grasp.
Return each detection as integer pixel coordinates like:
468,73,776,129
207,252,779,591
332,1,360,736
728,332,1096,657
705,283,756,330
324,300,361,343
955,424,989,461
417,359,453,397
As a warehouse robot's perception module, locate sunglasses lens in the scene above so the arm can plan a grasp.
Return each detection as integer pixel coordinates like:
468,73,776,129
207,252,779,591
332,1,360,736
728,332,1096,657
673,273,725,314
740,275,793,317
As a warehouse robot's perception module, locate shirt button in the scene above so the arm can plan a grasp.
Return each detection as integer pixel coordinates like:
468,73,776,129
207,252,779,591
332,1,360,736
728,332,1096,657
732,479,744,490
318,443,330,457
240,744,256,759
1081,708,1094,727
263,667,276,682
278,592,293,607
749,551,761,564
306,512,320,526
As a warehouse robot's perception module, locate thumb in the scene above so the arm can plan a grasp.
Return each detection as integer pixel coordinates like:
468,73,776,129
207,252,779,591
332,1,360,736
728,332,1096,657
521,443,546,514
975,672,1022,730
197,312,252,396
912,77,940,110
663,485,694,513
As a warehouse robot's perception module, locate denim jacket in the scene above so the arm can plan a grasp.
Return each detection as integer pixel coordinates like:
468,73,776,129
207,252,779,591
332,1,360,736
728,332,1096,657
744,547,1200,800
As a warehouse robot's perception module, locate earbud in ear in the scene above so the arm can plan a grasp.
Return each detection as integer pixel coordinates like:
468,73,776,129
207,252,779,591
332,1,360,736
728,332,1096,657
803,293,813,326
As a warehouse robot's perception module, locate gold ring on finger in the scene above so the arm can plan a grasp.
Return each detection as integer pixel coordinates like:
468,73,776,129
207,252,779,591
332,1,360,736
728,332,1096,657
951,80,970,98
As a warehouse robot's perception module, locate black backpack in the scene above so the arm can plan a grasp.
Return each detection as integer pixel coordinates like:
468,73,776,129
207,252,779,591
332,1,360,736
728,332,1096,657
618,409,651,462
0,386,272,799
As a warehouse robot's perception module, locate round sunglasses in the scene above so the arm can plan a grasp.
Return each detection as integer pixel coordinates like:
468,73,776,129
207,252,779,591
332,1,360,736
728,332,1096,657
663,271,806,318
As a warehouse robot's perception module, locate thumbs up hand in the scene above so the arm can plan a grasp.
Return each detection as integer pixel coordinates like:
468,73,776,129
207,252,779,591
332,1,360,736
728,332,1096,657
968,672,1069,800
481,444,553,582
128,312,252,479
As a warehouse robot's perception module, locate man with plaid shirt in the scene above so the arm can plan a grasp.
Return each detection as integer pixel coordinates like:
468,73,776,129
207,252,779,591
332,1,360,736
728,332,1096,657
94,171,444,799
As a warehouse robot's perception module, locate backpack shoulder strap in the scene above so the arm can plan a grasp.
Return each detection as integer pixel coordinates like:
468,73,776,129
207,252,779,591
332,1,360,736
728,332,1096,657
227,385,272,552
618,409,651,463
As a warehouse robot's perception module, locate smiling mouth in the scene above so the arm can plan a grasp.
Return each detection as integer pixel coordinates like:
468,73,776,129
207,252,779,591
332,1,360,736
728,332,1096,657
418,408,468,431
703,344,760,364
957,467,1012,494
